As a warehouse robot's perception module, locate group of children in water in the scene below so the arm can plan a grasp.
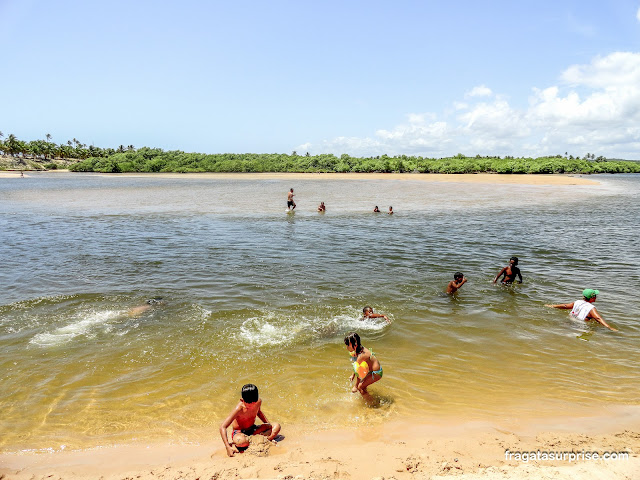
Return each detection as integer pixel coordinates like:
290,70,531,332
220,192,618,455
220,252,617,456
287,187,394,214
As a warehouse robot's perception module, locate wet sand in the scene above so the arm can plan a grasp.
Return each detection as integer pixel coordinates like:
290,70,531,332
2,412,638,480
0,170,600,185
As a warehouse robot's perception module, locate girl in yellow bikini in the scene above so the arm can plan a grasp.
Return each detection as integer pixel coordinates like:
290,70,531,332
344,332,383,395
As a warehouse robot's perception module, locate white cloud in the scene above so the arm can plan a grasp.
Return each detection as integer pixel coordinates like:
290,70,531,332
298,51,640,159
637,6,640,22
561,52,640,87
465,85,493,98
459,98,528,138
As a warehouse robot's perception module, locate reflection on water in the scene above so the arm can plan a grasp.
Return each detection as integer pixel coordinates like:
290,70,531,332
0,173,639,451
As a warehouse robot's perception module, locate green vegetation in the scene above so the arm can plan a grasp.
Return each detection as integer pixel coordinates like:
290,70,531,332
0,132,134,161
68,149,640,174
1,132,639,174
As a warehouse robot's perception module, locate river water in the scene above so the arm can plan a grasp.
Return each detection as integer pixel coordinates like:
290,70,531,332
1,173,638,451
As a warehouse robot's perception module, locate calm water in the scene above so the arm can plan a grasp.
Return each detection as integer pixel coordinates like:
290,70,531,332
1,173,639,452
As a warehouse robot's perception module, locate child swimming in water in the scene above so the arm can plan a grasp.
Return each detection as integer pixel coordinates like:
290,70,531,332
344,332,383,395
127,297,165,317
362,306,390,324
446,272,467,294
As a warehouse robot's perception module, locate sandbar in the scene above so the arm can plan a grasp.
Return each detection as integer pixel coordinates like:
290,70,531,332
0,170,601,185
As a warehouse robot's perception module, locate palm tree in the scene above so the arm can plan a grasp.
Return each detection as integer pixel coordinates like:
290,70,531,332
46,133,52,143
127,144,135,151
6,134,19,156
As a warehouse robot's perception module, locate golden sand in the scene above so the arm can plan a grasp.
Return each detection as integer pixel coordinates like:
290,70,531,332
0,171,600,185
2,413,638,480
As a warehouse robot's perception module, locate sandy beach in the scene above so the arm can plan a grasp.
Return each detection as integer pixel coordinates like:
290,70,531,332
0,170,600,185
1,413,638,480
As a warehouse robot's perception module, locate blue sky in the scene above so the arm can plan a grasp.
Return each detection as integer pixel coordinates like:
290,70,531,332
1,0,640,158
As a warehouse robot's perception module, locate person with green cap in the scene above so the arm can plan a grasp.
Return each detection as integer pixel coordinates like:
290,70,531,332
545,289,617,331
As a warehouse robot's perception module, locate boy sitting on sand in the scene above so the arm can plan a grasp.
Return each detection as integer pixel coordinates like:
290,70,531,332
446,272,467,294
219,384,281,457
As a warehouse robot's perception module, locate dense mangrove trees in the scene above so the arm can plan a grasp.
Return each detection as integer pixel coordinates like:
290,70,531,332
1,132,639,174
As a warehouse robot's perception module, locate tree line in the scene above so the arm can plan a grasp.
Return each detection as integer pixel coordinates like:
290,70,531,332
68,149,640,174
1,132,639,174
0,132,134,161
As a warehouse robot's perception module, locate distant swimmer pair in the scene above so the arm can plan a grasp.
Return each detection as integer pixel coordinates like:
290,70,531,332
285,188,325,213
373,206,393,214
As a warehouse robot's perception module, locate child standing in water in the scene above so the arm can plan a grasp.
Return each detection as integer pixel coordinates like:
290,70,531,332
493,256,523,284
344,332,383,395
446,272,467,294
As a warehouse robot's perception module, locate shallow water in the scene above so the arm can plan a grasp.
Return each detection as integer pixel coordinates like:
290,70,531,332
1,173,639,451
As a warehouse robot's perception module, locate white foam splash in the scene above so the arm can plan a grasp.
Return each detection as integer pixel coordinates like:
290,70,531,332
334,313,389,332
236,310,389,348
30,310,123,347
239,314,303,346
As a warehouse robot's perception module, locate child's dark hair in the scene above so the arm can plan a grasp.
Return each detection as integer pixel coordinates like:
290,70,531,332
241,384,259,403
510,256,519,265
344,332,364,354
454,272,463,280
363,306,373,314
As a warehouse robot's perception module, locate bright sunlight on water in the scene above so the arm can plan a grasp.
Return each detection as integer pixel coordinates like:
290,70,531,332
1,173,638,451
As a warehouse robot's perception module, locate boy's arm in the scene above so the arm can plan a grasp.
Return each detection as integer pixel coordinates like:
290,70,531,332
589,308,618,331
544,302,574,309
493,267,506,283
517,270,523,283
367,312,390,323
220,405,241,457
257,407,269,424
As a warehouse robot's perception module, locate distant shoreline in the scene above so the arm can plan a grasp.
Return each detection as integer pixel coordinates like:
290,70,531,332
0,170,600,185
